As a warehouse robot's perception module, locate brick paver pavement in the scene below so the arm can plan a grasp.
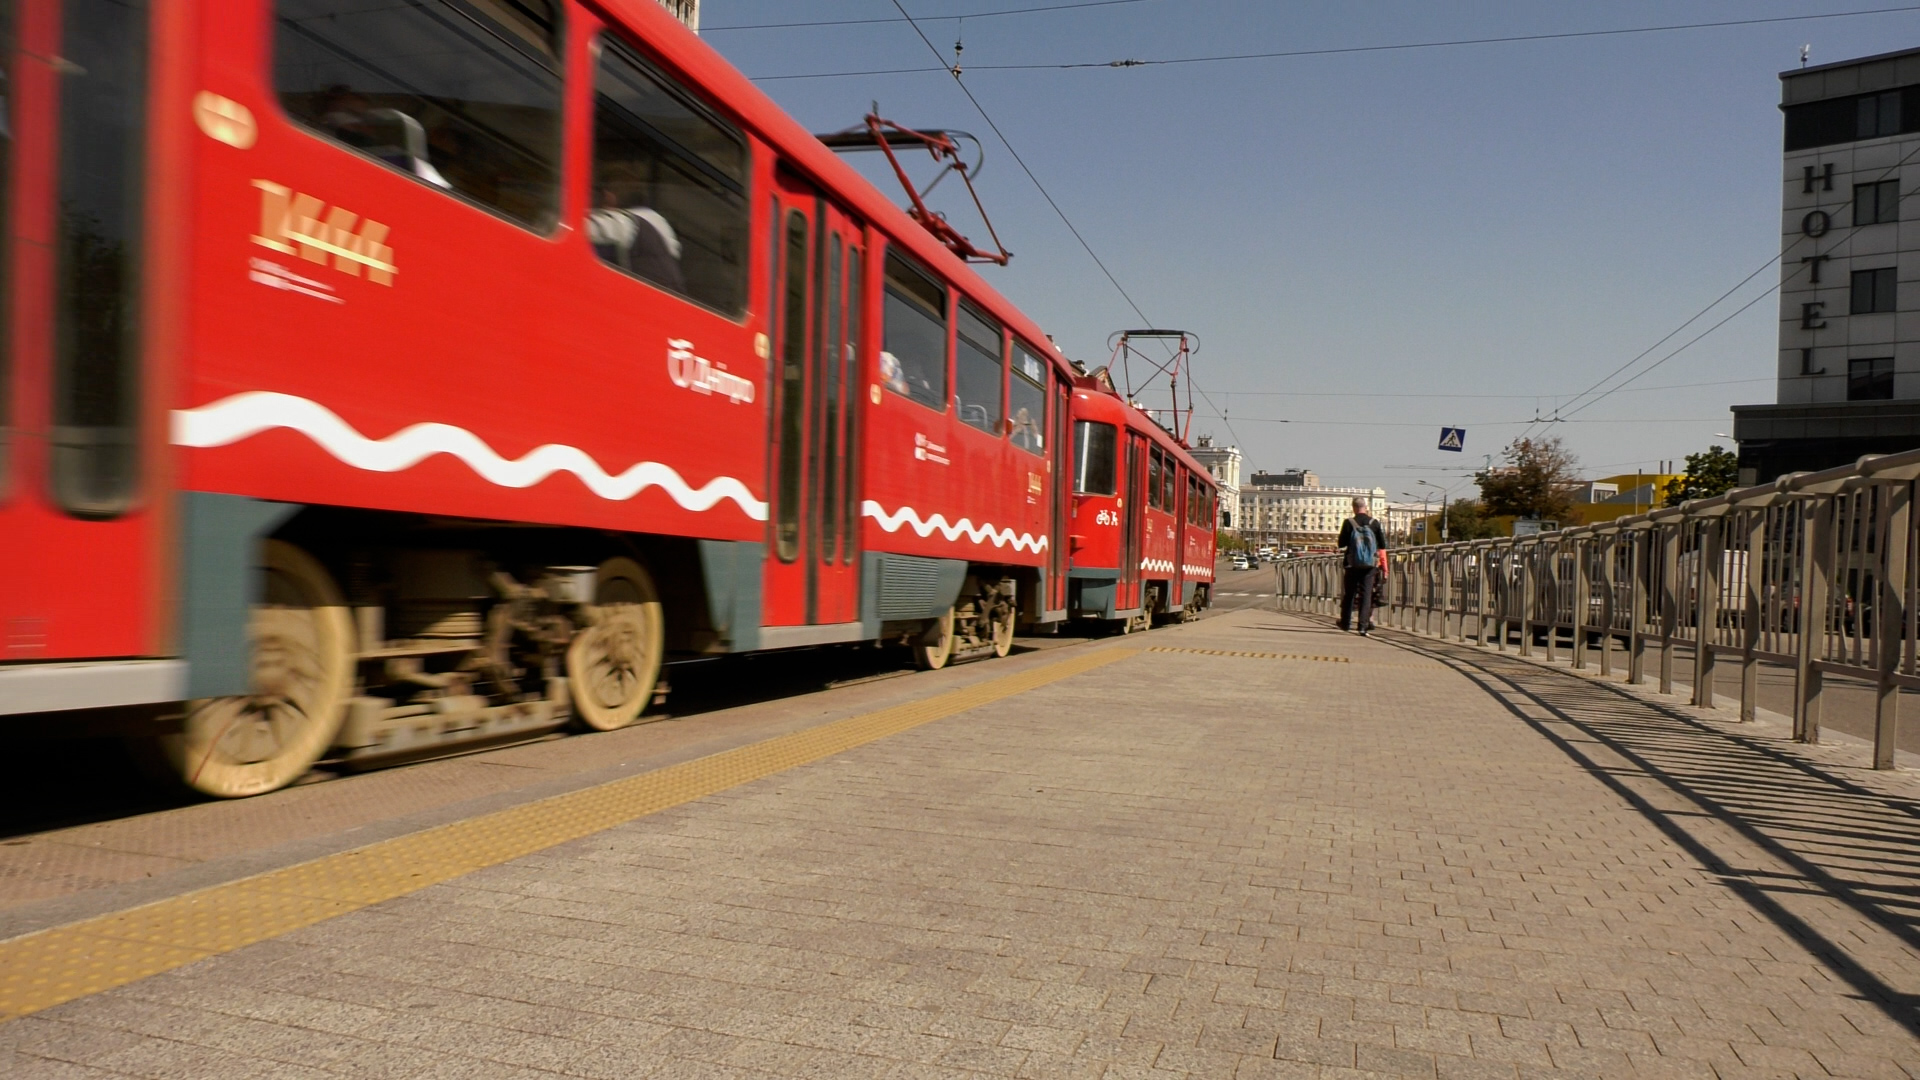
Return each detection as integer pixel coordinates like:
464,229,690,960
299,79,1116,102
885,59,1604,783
5,610,1920,1078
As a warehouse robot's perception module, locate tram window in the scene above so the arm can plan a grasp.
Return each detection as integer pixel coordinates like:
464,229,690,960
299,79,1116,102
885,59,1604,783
275,0,563,231
1009,343,1047,455
1147,450,1163,511
591,36,749,314
954,302,1003,435
881,251,947,411
52,0,148,517
1073,421,1117,496
1162,462,1176,515
775,210,807,562
820,236,841,564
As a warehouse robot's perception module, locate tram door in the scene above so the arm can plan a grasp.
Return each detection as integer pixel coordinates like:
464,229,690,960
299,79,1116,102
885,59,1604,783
1170,469,1186,608
1118,433,1145,613
1047,377,1068,612
0,0,162,664
764,171,862,628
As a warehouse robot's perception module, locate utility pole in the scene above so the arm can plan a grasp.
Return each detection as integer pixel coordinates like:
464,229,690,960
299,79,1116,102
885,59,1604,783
1417,479,1451,544
1403,491,1431,545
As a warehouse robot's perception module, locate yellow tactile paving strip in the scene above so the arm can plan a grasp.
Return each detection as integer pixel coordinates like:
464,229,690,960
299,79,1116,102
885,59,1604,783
1146,646,1350,663
0,646,1136,1023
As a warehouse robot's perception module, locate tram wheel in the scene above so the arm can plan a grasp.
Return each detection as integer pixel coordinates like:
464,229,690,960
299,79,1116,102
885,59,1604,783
568,557,664,732
163,540,353,798
914,607,956,670
990,602,1015,658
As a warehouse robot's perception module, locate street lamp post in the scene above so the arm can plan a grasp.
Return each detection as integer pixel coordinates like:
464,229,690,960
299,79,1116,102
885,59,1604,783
1402,491,1431,545
1417,480,1450,543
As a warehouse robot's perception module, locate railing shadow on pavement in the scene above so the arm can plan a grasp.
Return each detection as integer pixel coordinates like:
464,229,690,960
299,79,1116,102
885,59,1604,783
1369,625,1920,1037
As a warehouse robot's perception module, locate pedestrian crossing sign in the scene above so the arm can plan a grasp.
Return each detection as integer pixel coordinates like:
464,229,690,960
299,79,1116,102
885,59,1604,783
1438,427,1466,451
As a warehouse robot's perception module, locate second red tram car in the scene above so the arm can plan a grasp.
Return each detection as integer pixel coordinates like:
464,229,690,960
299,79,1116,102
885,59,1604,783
0,0,1114,796
1066,377,1216,633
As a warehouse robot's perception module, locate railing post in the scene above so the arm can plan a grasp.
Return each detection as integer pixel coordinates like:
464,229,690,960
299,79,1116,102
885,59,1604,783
1495,546,1510,651
1628,529,1647,684
1741,511,1764,722
1475,545,1490,646
1420,552,1433,636
1693,518,1722,709
1544,543,1560,664
1598,535,1616,678
1519,544,1535,657
1796,498,1831,743
1660,524,1679,695
1573,539,1591,671
1874,481,1909,769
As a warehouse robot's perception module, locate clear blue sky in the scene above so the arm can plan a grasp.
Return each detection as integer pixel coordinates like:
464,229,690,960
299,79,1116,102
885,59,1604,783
704,1,1920,497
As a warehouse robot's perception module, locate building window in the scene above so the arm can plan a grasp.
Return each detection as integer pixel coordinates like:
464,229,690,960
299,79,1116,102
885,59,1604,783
1848,356,1894,401
1859,91,1902,139
1851,267,1897,314
1784,86,1920,150
1855,179,1900,226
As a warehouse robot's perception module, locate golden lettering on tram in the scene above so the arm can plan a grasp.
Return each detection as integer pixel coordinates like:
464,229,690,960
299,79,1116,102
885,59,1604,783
250,180,396,286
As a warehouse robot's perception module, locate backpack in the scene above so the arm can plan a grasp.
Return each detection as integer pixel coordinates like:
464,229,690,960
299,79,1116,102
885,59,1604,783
1345,516,1379,570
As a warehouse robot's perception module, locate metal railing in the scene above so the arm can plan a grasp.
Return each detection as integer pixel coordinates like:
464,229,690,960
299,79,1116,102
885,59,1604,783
1271,449,1920,769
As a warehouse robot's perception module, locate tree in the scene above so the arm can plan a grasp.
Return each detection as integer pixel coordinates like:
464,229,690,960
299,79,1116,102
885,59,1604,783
1476,436,1579,521
1661,445,1739,507
1434,498,1503,541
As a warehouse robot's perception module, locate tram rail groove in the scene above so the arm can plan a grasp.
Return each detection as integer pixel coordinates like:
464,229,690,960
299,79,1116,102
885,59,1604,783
0,645,1138,1023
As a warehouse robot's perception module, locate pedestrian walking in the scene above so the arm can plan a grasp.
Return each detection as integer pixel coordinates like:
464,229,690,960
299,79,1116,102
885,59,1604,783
1337,495,1387,635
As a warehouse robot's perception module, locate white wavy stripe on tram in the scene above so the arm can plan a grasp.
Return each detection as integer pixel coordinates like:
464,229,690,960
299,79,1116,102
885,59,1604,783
860,500,1047,553
172,390,770,521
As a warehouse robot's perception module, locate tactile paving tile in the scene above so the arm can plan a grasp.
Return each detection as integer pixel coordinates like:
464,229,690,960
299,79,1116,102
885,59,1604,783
0,646,1136,1022
1146,646,1351,662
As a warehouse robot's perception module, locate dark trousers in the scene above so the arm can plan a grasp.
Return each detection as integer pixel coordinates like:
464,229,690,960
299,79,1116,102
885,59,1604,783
1340,566,1377,631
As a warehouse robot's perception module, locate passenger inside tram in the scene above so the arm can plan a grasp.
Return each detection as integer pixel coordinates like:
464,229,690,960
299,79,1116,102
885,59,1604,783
586,187,686,293
312,87,451,189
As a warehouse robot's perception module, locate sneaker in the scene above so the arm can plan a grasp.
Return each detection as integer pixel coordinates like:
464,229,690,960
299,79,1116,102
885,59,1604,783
1358,629,1370,637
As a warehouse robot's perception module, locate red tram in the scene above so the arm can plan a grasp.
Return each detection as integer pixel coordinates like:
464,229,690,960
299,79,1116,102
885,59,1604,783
0,0,1149,797
1066,374,1216,633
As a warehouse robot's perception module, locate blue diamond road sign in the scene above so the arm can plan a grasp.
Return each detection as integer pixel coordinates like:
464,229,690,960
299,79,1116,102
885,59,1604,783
1438,427,1466,452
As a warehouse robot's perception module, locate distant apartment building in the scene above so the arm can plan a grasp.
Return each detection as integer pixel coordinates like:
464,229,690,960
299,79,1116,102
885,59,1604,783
1733,46,1920,483
1380,503,1424,545
1238,469,1387,549
1186,435,1242,529
657,0,698,29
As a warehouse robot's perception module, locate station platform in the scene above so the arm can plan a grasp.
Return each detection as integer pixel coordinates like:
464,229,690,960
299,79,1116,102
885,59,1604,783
3,609,1918,1078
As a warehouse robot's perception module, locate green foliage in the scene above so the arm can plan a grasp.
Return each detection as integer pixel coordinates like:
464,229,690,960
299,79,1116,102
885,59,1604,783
1476,436,1579,522
1216,529,1248,553
1660,446,1739,507
1436,499,1503,541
